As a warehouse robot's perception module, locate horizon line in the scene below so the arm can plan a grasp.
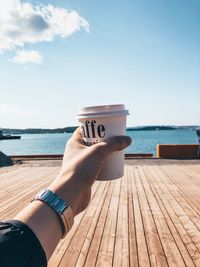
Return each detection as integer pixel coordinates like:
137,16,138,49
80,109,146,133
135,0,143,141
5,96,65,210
2,125,200,130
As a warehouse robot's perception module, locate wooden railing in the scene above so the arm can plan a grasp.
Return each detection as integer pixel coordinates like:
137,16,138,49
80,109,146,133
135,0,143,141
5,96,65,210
10,153,154,160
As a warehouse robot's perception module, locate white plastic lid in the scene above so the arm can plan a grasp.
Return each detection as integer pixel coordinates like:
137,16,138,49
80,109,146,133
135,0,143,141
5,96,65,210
77,104,129,119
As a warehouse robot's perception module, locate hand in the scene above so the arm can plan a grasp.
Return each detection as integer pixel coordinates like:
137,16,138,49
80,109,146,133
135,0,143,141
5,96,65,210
48,127,132,215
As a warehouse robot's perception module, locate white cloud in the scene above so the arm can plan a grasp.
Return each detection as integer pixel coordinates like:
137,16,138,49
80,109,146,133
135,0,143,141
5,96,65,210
0,0,89,53
10,49,43,64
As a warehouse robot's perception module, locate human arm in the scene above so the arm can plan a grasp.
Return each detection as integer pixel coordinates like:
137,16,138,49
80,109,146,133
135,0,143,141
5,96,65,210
0,128,132,266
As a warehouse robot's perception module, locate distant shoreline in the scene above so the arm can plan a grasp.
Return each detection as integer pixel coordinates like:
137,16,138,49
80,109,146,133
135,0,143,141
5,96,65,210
2,125,199,135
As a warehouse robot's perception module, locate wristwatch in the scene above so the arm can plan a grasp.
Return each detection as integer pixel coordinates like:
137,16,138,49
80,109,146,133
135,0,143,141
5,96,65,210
31,189,74,238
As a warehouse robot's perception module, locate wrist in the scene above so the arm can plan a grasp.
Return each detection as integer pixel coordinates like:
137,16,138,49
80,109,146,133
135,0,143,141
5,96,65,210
31,189,74,238
47,175,80,216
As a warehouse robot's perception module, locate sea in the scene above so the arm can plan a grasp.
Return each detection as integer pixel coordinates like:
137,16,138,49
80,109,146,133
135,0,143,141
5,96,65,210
0,129,199,156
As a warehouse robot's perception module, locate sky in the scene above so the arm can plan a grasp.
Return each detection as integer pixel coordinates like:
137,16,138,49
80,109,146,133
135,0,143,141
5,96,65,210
0,0,199,128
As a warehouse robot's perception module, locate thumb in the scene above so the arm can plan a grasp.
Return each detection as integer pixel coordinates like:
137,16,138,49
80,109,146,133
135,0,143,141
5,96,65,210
95,136,132,157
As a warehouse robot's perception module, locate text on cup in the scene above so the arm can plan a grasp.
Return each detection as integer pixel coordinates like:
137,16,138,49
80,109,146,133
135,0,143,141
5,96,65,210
81,120,106,139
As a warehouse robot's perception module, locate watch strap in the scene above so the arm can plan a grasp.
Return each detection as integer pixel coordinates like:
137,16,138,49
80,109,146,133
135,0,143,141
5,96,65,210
31,189,74,238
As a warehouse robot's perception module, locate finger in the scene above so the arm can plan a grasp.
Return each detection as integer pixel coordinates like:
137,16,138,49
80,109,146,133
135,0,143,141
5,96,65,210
70,127,84,145
95,136,132,156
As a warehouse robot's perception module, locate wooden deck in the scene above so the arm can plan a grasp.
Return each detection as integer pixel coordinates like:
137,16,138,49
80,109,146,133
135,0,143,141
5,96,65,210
0,163,200,266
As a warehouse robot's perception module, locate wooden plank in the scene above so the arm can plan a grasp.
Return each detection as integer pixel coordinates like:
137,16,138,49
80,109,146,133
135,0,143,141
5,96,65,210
130,166,151,267
161,165,200,211
48,182,101,267
169,165,200,191
146,166,200,266
0,167,58,191
0,167,31,189
75,182,114,267
1,163,200,267
0,169,58,221
0,167,57,201
143,166,196,267
136,167,168,267
0,165,20,175
127,166,138,267
137,166,186,267
153,166,200,252
160,165,200,216
182,165,200,183
0,168,56,211
95,178,121,267
57,182,109,267
84,179,120,267
113,174,129,267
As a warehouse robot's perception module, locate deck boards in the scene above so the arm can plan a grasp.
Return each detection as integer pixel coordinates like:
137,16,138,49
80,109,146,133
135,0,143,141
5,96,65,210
0,163,200,266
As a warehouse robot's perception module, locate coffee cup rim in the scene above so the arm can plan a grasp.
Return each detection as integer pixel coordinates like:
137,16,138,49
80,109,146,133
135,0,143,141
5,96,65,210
77,104,129,119
77,109,129,119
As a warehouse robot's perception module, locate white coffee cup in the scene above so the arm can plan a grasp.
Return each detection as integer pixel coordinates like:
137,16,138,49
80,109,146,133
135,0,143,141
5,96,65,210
77,104,129,181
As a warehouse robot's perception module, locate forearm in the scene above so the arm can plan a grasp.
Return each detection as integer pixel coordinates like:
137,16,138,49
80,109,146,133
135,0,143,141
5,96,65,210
14,200,62,260
10,129,131,265
14,175,79,261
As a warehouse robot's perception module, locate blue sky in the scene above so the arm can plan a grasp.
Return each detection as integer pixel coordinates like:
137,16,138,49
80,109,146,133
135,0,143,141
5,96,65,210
0,0,199,128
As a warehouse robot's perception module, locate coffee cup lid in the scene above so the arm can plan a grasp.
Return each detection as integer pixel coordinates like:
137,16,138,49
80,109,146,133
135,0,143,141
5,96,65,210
77,104,129,119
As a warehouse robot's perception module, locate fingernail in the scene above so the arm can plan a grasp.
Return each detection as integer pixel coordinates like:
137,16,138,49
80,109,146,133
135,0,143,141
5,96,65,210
126,136,132,145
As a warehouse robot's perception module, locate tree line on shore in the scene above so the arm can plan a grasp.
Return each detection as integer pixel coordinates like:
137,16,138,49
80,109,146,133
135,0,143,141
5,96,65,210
2,125,199,135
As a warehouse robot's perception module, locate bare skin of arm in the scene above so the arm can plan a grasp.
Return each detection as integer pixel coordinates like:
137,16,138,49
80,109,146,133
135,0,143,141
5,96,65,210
14,128,132,260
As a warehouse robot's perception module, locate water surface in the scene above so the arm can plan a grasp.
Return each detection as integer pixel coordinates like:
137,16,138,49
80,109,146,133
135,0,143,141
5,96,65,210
0,130,198,156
